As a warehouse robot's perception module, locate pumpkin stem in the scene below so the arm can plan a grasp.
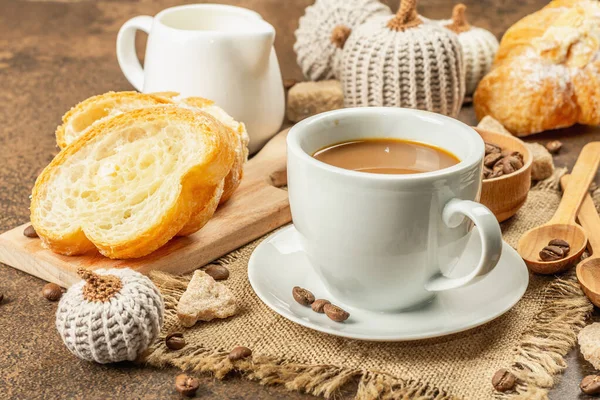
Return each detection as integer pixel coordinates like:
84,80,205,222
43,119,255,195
331,25,352,49
445,4,471,33
78,268,123,302
387,0,422,31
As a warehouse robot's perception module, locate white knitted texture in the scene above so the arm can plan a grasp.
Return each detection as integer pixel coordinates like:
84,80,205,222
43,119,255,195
341,16,465,117
294,0,391,81
56,268,164,364
439,20,499,95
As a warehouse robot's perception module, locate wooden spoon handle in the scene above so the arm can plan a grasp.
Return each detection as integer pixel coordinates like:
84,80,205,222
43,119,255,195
551,142,600,224
561,174,600,252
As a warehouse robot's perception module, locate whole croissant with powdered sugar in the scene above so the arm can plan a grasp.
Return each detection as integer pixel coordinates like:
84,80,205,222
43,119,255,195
474,0,600,136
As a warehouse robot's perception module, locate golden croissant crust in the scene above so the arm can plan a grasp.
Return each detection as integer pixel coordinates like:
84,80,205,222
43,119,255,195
474,0,600,136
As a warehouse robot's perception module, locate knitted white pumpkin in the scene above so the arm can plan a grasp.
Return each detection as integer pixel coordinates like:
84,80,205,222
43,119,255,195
56,268,164,364
294,0,392,81
340,0,465,117
441,4,499,96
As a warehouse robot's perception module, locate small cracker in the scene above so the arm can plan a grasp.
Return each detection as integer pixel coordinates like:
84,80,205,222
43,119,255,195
177,270,237,327
578,323,600,369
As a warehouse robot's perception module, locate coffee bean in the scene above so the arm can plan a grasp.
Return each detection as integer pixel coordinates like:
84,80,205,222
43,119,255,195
484,153,503,168
292,286,315,306
175,374,199,397
228,346,252,361
311,299,331,313
485,142,501,155
508,151,524,165
0,292,3,303
539,245,565,261
492,369,516,392
581,375,600,395
42,283,62,301
323,304,350,322
491,163,505,178
166,332,186,350
204,265,229,281
546,140,562,154
498,156,522,175
548,239,570,255
482,166,492,179
23,225,38,238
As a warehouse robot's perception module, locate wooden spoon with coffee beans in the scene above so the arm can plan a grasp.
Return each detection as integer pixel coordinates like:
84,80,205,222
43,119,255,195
518,142,600,274
561,175,600,307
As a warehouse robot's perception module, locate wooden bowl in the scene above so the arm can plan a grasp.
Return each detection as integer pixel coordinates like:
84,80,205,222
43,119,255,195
474,128,533,223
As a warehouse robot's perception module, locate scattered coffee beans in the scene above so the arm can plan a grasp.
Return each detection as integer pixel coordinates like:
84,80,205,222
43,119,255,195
323,304,350,322
165,332,186,350
42,283,62,301
546,140,562,154
311,299,331,313
491,369,516,392
482,142,525,180
581,375,600,395
292,286,315,306
175,374,199,397
23,225,38,238
548,239,570,255
539,239,570,261
228,346,252,361
204,265,229,281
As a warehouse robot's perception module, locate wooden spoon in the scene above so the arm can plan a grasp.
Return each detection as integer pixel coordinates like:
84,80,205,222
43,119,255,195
517,142,600,274
561,175,600,307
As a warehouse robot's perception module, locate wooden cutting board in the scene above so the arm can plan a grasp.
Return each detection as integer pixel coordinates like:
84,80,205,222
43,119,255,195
0,129,291,288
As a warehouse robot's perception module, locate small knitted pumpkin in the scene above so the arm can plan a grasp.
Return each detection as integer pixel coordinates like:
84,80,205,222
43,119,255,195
56,268,164,364
294,0,392,81
441,4,499,96
340,0,465,117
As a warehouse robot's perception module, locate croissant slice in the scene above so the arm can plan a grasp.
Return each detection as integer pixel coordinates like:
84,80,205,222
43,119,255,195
32,107,236,259
54,91,248,208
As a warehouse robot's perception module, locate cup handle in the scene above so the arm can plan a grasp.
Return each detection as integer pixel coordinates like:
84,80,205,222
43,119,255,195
116,16,153,91
424,199,503,292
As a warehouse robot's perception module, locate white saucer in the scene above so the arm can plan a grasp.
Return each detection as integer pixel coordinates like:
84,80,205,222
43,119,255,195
248,225,529,341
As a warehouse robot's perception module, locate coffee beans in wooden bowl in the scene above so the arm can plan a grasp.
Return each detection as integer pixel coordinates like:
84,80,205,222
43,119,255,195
482,142,525,180
475,128,532,223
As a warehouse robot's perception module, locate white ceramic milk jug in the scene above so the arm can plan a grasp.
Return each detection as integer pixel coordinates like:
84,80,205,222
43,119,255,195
117,4,285,154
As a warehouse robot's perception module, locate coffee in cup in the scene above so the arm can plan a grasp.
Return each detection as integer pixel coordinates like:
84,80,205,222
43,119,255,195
313,138,460,175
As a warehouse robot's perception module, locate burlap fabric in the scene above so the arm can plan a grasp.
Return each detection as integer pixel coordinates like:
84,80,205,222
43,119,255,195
145,169,593,400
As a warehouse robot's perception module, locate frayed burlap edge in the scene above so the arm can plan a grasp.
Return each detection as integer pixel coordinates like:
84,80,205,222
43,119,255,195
145,271,456,400
144,169,593,400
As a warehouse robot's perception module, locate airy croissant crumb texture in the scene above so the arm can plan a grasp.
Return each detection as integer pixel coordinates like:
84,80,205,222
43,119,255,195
474,0,600,136
31,107,236,259
177,270,237,327
55,91,249,205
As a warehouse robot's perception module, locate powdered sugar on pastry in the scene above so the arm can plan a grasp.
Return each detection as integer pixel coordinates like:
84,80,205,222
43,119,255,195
474,0,600,135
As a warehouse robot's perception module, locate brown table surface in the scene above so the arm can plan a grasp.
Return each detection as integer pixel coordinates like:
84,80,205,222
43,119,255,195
1,0,599,399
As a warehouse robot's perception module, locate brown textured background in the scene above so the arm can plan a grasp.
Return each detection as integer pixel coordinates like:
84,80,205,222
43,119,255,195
1,0,600,399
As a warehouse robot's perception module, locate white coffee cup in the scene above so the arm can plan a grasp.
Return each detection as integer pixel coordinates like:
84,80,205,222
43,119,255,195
116,4,285,154
287,108,503,311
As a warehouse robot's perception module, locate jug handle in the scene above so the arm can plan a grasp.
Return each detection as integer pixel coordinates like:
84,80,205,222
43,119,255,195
116,16,153,91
